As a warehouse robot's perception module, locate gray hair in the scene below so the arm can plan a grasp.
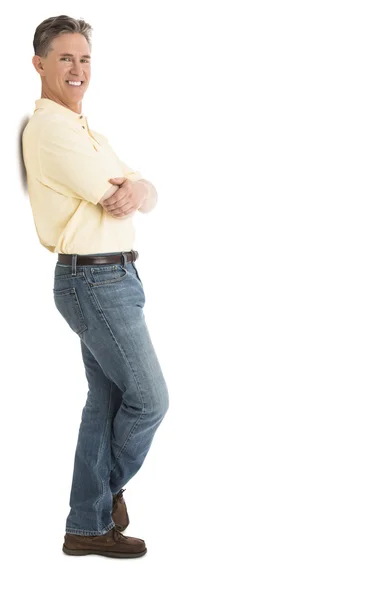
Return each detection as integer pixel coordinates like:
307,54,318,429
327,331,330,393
33,15,92,57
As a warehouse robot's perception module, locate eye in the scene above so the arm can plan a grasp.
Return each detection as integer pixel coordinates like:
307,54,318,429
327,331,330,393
60,57,90,63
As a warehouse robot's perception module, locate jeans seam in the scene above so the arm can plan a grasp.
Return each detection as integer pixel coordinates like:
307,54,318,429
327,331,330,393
111,410,146,475
84,278,147,416
94,381,114,531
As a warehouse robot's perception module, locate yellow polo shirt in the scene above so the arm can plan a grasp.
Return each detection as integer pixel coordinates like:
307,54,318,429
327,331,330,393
22,98,150,254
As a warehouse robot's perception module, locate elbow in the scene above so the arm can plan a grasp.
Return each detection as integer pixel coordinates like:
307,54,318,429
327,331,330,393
139,194,158,213
138,181,158,213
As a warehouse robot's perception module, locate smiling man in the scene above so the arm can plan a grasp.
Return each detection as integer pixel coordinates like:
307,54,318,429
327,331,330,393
22,15,169,559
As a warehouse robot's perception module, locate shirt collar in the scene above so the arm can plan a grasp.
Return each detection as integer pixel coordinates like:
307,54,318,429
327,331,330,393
34,98,87,121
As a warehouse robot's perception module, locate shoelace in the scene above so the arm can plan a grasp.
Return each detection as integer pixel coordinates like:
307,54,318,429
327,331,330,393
113,525,128,541
114,488,126,502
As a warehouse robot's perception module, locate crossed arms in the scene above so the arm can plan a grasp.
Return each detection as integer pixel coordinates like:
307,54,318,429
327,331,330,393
100,177,158,219
38,119,158,216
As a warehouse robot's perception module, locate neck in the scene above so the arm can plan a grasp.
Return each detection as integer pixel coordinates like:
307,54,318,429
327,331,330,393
41,89,82,115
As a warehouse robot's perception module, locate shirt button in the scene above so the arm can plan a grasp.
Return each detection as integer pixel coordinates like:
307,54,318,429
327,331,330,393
82,126,85,129
79,115,83,119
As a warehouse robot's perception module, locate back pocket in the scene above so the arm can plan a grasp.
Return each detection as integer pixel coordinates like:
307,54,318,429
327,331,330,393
53,287,88,335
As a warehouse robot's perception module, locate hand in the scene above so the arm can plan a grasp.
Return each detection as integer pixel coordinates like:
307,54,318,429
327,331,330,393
101,177,147,218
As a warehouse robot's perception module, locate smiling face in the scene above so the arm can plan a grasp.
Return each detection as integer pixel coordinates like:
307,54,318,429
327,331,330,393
32,32,91,114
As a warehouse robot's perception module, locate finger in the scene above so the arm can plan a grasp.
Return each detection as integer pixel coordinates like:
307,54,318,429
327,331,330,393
109,177,127,185
106,203,128,214
116,201,134,212
103,193,127,207
110,205,135,217
109,197,134,211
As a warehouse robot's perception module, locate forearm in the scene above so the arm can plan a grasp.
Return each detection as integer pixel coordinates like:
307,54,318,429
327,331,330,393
137,179,158,213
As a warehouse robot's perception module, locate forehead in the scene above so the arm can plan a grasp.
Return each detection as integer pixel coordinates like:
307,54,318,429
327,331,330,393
51,33,90,54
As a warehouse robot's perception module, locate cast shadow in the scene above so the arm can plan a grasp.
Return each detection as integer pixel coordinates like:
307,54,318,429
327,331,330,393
18,115,30,193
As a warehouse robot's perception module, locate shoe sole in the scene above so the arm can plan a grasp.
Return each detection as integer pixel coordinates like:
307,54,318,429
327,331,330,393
62,545,147,558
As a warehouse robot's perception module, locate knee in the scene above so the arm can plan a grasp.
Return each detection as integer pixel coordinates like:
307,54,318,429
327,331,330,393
150,384,169,422
160,388,169,418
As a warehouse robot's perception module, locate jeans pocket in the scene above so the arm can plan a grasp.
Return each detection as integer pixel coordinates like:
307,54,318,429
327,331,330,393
131,263,143,286
53,287,88,335
88,264,128,287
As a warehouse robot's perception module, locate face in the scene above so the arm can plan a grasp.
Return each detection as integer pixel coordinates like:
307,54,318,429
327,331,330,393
32,32,91,113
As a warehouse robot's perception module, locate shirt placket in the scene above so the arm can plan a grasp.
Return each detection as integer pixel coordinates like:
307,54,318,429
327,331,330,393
79,114,101,151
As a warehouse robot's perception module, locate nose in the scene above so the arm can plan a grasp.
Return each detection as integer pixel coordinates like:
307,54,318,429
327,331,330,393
69,60,83,77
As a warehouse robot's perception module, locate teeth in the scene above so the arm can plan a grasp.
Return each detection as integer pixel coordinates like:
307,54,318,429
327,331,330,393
67,81,82,86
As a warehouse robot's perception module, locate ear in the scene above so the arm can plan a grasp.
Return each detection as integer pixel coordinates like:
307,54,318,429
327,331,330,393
32,55,44,75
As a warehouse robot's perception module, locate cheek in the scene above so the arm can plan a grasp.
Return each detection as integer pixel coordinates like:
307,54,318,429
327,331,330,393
49,73,63,87
54,68,67,82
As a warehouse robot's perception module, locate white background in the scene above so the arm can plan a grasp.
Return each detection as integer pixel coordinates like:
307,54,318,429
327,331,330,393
1,0,364,598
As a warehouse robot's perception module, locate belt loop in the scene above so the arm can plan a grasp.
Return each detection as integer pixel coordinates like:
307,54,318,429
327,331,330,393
120,252,126,267
71,254,77,276
130,250,136,262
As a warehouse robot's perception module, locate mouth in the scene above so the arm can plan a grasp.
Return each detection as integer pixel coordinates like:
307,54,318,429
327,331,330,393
66,81,84,87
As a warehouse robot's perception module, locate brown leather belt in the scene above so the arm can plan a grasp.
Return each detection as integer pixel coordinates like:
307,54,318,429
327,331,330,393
57,250,139,266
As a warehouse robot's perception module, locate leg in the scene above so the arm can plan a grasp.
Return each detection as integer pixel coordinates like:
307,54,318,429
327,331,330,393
53,258,169,536
81,281,170,496
65,341,124,536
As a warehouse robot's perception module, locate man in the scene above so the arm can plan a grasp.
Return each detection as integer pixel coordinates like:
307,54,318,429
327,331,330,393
22,15,169,559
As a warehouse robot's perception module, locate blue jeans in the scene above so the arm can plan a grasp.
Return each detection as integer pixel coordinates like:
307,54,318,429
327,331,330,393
52,252,169,536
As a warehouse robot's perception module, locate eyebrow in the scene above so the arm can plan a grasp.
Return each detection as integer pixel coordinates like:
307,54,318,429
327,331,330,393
59,53,91,59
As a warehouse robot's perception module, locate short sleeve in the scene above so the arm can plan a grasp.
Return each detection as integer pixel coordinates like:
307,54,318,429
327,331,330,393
38,120,118,205
119,159,143,182
89,129,143,183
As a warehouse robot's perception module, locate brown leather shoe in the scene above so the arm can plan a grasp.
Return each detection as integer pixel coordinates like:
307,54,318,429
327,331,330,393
63,526,147,558
112,488,130,531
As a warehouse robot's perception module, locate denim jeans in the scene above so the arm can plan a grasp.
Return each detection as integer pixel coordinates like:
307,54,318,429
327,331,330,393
52,252,169,536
